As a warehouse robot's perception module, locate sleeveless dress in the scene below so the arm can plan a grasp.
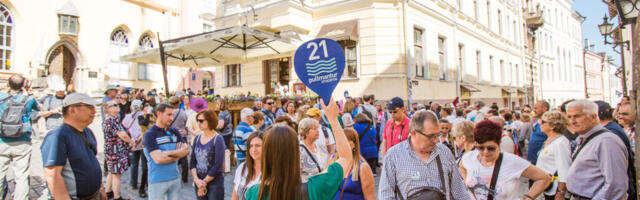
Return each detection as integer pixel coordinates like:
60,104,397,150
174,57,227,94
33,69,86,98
333,160,365,200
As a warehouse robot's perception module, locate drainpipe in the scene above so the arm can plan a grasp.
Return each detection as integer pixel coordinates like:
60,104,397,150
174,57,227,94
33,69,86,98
583,49,589,99
403,0,413,106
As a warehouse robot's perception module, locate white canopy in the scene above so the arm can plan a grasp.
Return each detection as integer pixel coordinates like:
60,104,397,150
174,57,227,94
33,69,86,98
121,25,302,67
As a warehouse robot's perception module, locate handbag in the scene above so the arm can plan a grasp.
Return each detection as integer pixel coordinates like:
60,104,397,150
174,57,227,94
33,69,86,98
395,156,447,200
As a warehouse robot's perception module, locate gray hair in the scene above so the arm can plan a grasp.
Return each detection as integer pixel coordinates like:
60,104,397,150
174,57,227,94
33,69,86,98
131,100,143,111
241,108,254,120
488,116,505,127
298,118,318,139
566,99,598,115
409,110,439,133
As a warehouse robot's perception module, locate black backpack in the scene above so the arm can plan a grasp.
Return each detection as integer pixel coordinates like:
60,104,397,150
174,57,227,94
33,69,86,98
359,105,374,123
0,94,29,138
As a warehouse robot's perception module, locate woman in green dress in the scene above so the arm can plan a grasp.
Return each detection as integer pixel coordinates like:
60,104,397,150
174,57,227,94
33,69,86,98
245,99,353,200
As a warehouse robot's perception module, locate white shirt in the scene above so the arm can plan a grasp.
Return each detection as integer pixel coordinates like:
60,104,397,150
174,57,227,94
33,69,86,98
500,133,516,154
233,162,261,200
535,135,572,182
314,125,336,153
462,150,530,200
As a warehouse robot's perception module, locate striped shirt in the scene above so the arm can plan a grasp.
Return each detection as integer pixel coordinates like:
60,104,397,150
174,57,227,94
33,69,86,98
233,122,255,160
379,140,470,200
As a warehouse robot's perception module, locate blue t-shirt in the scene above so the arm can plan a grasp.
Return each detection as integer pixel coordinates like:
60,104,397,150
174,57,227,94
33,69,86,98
527,121,547,164
40,124,102,198
0,92,39,143
143,125,185,183
354,122,378,159
233,122,254,160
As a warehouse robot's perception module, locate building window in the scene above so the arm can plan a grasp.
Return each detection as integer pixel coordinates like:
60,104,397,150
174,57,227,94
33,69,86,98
498,9,502,36
458,44,465,82
476,50,481,82
487,1,491,30
414,28,424,77
515,64,520,86
438,36,447,80
59,15,78,35
500,60,505,85
138,34,154,81
513,20,517,43
138,64,148,80
88,71,98,78
109,29,130,80
203,23,214,32
338,40,358,78
225,64,241,86
473,0,478,20
0,4,12,71
489,55,495,83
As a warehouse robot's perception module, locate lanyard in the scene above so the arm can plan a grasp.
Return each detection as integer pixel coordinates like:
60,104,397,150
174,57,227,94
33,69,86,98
392,123,406,145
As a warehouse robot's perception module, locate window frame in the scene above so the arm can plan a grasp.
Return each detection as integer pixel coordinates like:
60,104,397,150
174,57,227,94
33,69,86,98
414,27,425,78
58,15,79,35
109,29,130,80
438,36,448,80
337,39,359,79
0,4,13,72
225,64,241,87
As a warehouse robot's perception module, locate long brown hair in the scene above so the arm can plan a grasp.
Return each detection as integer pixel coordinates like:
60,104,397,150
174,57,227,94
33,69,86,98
343,128,363,181
258,124,301,200
243,131,264,186
196,110,218,131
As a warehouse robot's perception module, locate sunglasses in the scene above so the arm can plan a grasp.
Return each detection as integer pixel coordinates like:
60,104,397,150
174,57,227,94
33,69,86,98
197,119,206,123
107,104,118,108
415,130,439,140
266,102,274,105
391,109,402,114
475,145,498,152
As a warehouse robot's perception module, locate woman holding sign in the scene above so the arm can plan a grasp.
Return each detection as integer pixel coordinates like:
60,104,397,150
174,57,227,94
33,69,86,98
245,99,353,200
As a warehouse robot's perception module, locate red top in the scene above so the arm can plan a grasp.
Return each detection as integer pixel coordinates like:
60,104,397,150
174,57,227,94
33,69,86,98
383,117,411,151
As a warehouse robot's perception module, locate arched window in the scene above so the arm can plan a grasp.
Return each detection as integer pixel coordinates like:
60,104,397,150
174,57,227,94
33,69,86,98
138,34,154,80
109,29,129,79
0,3,13,71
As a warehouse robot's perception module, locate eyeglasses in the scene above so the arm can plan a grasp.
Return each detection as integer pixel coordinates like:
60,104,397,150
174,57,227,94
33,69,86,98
475,145,498,152
391,109,402,114
197,119,206,123
415,130,439,140
266,102,274,105
107,104,118,108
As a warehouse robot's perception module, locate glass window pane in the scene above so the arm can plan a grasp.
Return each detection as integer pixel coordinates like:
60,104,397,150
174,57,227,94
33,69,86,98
5,50,9,70
69,17,77,34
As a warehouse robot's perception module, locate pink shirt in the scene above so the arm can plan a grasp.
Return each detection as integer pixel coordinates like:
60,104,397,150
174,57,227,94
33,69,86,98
383,117,411,151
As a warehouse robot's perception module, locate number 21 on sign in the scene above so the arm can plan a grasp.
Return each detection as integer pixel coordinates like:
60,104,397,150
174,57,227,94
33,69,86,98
307,40,329,61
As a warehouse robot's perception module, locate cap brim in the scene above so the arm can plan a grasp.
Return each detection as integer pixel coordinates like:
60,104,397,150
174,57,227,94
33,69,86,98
84,99,101,106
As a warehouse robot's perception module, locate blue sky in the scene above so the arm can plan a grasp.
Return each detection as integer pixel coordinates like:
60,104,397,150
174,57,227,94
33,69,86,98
573,0,621,65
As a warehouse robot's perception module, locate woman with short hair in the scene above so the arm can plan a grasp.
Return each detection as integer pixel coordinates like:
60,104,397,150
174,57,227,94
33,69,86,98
451,120,475,163
536,111,571,200
232,131,264,200
252,111,265,131
298,118,330,183
190,110,225,200
460,120,550,200
342,101,356,128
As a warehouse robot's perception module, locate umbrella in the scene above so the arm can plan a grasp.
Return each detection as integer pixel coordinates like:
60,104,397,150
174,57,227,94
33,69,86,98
121,25,302,67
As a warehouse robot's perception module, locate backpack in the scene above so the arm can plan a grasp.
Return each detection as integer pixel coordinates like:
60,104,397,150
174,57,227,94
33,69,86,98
359,105,374,123
0,94,29,138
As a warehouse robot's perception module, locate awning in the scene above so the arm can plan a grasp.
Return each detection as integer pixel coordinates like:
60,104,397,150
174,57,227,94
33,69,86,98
316,19,359,41
460,84,481,92
121,25,302,67
502,88,514,94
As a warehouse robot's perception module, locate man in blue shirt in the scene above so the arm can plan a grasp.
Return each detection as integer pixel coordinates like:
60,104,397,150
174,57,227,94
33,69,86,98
41,93,104,200
260,97,275,129
0,74,39,200
143,103,190,200
527,100,548,165
233,108,255,161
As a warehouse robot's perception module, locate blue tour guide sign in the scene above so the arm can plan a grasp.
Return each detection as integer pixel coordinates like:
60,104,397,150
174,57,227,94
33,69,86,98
294,38,345,106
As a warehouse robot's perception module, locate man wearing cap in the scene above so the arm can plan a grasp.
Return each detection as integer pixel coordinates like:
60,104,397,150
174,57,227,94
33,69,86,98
382,97,410,155
0,74,40,200
307,108,336,154
39,82,67,136
41,93,105,200
595,100,637,199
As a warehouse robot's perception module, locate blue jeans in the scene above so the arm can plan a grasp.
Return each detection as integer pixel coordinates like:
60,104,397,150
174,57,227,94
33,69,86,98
129,150,148,192
148,178,181,200
193,178,224,200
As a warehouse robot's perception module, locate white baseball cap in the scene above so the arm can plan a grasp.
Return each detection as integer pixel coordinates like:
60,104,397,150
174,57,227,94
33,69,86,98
63,93,100,107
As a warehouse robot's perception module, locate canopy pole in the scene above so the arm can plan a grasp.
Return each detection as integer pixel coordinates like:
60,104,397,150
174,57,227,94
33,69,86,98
158,32,170,97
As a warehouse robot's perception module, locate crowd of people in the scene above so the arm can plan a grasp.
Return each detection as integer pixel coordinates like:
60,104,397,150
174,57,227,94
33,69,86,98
0,73,638,200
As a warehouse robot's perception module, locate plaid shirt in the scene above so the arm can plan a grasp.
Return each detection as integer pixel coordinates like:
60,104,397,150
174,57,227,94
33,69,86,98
379,139,470,200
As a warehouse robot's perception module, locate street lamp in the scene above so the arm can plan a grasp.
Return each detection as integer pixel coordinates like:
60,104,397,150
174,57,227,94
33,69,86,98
615,0,640,24
598,14,629,96
598,15,630,50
